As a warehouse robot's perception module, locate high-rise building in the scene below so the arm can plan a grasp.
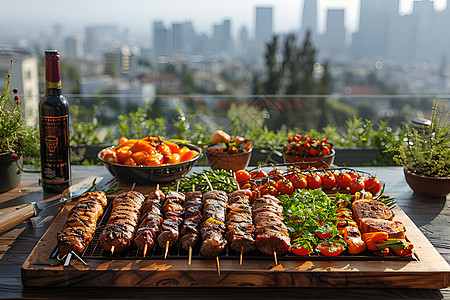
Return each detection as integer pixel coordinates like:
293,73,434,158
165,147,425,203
64,36,84,59
213,19,232,54
153,21,168,57
255,7,273,46
0,45,39,126
351,0,399,59
300,0,317,43
321,9,346,58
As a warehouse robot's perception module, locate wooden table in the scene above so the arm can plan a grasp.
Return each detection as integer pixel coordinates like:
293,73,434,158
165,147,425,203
0,165,449,299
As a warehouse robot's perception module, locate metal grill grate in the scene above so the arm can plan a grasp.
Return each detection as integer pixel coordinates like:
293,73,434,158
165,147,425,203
52,199,416,262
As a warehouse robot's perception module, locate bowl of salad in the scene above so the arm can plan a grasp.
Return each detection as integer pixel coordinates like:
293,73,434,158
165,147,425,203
283,135,335,169
205,130,252,172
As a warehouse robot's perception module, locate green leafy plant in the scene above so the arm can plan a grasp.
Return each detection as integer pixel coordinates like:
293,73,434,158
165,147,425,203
392,98,449,177
116,102,166,140
0,59,39,164
70,98,102,146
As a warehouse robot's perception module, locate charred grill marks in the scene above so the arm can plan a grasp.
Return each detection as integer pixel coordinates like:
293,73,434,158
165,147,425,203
57,191,108,255
99,191,145,253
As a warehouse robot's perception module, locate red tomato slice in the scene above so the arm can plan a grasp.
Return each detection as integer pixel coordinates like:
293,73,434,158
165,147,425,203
292,244,312,256
317,241,344,256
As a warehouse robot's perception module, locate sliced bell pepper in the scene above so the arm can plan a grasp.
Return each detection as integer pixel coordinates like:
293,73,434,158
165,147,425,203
361,232,389,251
129,139,156,154
342,226,367,255
391,241,414,257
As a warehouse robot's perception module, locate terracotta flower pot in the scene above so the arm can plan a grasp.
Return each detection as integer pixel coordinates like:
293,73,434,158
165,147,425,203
403,167,450,198
0,152,22,193
283,149,335,169
205,148,252,172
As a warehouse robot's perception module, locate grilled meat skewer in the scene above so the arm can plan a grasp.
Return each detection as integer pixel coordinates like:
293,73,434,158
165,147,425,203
157,191,185,252
252,194,291,256
57,191,108,255
225,189,255,254
200,190,228,257
180,191,203,251
134,189,165,256
99,191,145,253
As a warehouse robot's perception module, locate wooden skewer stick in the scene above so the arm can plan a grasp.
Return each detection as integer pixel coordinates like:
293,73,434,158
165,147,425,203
164,240,170,259
188,246,193,266
130,182,136,191
240,246,244,265
204,174,213,191
143,243,148,258
216,256,221,277
110,245,115,255
273,251,278,266
232,171,240,190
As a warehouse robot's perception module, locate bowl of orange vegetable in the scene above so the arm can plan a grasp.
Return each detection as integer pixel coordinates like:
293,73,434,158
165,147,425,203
98,136,201,184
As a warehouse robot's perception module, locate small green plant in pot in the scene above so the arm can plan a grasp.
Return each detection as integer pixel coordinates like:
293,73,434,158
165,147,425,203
0,59,39,192
392,98,450,197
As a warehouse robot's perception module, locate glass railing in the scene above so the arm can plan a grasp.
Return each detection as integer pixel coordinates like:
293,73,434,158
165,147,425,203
23,93,443,166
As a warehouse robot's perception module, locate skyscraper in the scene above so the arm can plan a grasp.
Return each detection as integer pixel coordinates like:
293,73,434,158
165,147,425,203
153,21,168,57
300,0,317,43
321,9,346,58
255,7,273,46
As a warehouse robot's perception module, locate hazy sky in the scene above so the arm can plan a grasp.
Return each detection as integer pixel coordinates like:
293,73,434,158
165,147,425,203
1,0,447,38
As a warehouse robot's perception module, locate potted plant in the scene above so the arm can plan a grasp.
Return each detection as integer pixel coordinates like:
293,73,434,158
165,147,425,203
392,98,450,198
0,59,39,193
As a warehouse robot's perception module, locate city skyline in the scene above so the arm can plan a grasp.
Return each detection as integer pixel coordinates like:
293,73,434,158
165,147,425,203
1,0,447,42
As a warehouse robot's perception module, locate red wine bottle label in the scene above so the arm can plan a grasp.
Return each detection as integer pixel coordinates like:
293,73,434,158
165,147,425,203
40,115,70,185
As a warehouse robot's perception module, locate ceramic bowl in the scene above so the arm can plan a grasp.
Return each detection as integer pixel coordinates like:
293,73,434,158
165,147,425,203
97,144,202,184
403,167,450,198
205,148,252,172
283,149,335,169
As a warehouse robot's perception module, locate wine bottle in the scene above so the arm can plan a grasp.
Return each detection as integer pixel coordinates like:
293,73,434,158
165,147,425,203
39,50,71,193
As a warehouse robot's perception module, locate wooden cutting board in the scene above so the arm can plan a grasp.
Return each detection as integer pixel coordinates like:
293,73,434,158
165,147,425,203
21,203,450,288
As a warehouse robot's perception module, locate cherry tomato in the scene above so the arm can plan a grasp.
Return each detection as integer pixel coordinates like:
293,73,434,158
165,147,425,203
317,241,344,256
132,151,148,165
336,173,352,189
122,157,137,166
349,176,365,194
157,143,171,156
259,183,278,196
116,147,132,163
268,168,282,181
288,173,308,190
306,173,322,189
235,170,251,184
291,243,312,256
164,153,181,164
251,170,268,179
364,176,382,195
144,152,164,166
118,137,128,145
101,149,119,164
320,171,336,189
275,179,294,195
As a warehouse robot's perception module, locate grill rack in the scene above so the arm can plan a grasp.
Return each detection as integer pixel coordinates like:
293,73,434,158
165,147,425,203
51,197,416,262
